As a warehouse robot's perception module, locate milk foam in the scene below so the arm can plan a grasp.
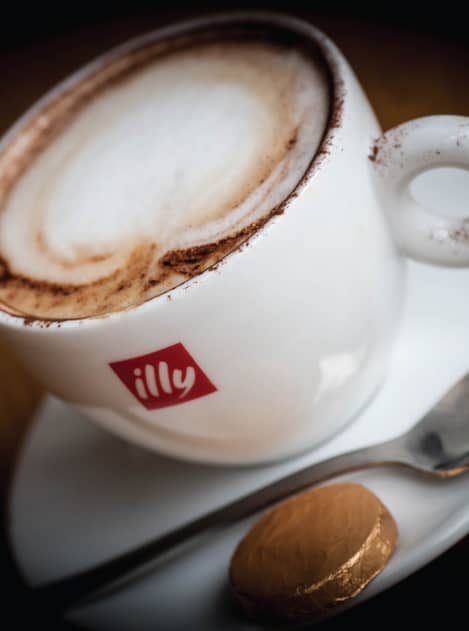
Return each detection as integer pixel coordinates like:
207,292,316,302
0,39,329,318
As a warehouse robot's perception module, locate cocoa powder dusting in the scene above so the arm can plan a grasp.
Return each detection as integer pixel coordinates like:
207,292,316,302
369,144,379,163
0,20,341,323
160,206,284,276
0,257,11,282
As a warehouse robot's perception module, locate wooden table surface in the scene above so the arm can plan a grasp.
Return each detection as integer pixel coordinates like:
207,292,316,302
1,6,469,629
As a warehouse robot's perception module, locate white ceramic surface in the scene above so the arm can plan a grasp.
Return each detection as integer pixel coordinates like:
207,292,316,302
8,255,469,630
374,115,469,265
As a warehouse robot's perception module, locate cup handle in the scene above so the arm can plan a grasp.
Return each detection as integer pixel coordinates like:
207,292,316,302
371,115,469,265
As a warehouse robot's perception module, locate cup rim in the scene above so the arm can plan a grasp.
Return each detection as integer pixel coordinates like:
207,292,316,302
0,10,345,330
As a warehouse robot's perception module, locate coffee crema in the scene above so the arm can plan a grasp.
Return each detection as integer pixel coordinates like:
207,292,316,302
0,31,329,319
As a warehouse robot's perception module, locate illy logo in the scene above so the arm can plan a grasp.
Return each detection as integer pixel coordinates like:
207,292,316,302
110,343,217,410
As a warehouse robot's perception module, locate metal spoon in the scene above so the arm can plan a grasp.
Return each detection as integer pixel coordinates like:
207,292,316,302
32,373,469,613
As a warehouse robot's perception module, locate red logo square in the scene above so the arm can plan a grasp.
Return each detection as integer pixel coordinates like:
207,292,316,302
109,343,217,410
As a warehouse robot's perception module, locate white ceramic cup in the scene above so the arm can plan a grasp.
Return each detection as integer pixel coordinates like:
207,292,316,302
1,12,469,465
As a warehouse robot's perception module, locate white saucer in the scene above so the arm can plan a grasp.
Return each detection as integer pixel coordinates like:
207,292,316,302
7,258,469,631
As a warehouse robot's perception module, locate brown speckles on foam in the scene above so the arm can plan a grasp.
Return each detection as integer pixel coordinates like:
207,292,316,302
0,243,158,320
286,133,298,150
160,206,283,277
145,278,160,289
0,257,11,282
0,21,338,323
0,195,288,321
161,241,226,275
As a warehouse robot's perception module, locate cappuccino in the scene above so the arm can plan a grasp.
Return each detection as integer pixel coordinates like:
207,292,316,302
0,29,330,319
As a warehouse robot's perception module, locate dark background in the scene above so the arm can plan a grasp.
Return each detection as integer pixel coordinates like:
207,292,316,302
2,2,469,629
1,1,468,47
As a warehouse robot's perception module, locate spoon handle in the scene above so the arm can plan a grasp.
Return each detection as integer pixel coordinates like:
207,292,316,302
33,439,403,613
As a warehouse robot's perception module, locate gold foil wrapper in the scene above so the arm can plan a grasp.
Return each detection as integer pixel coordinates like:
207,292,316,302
229,482,398,622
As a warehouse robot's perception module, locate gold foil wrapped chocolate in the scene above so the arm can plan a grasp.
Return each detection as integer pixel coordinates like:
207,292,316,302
230,483,398,622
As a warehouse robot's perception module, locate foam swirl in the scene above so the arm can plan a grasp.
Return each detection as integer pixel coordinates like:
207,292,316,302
0,37,329,319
